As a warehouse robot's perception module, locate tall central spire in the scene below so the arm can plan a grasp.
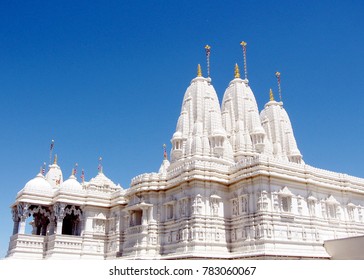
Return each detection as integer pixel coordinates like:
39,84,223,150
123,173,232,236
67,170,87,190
170,67,233,163
221,64,272,161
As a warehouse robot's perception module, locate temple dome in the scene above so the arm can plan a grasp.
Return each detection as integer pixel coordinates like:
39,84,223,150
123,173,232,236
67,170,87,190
24,173,52,190
61,174,82,190
45,156,63,187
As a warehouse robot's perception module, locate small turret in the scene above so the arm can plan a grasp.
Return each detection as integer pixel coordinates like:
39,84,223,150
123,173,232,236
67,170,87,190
45,154,63,187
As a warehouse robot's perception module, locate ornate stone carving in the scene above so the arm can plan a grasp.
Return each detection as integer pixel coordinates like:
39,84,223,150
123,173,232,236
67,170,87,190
257,191,268,211
210,196,219,216
94,219,105,233
192,195,203,215
11,208,19,222
232,199,238,216
53,203,66,220
17,203,30,221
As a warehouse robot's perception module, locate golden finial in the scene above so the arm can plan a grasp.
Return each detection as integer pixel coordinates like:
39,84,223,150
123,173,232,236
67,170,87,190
53,154,58,164
240,41,247,47
269,88,275,101
234,63,240,78
197,64,202,77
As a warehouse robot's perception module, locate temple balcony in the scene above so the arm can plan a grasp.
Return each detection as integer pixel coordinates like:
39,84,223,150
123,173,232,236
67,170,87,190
6,234,45,259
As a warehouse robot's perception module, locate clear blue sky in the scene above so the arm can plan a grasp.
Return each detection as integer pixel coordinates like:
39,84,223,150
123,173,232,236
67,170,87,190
1,0,364,257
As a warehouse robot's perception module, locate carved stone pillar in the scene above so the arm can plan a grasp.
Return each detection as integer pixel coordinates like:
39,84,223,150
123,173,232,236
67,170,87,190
48,213,56,235
148,206,154,222
141,206,148,225
17,203,30,234
11,208,19,235
53,203,66,235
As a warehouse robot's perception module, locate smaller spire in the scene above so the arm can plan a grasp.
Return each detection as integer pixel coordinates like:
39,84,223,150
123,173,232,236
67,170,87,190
163,144,167,160
269,88,275,101
98,157,103,174
234,63,240,78
197,64,202,77
53,154,58,164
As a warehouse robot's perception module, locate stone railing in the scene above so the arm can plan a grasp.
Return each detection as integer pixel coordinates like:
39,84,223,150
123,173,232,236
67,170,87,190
46,234,83,251
6,234,46,259
8,234,45,251
126,225,147,235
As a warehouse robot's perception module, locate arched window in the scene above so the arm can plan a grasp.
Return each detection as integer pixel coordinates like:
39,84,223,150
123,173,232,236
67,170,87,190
61,205,82,236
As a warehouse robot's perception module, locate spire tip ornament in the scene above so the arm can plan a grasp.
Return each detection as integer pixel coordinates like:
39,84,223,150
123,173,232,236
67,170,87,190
269,88,275,101
234,63,241,79
204,45,211,77
240,41,248,80
81,169,85,183
163,144,167,160
275,71,282,101
72,163,78,176
41,162,46,175
98,157,103,174
197,64,202,77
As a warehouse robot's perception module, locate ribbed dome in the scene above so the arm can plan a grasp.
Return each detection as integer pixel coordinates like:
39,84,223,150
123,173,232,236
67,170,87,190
170,71,233,163
61,174,82,190
24,173,52,190
221,74,272,160
260,100,303,164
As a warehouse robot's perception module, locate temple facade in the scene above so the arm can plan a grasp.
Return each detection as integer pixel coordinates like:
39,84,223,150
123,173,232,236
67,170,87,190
6,63,364,259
